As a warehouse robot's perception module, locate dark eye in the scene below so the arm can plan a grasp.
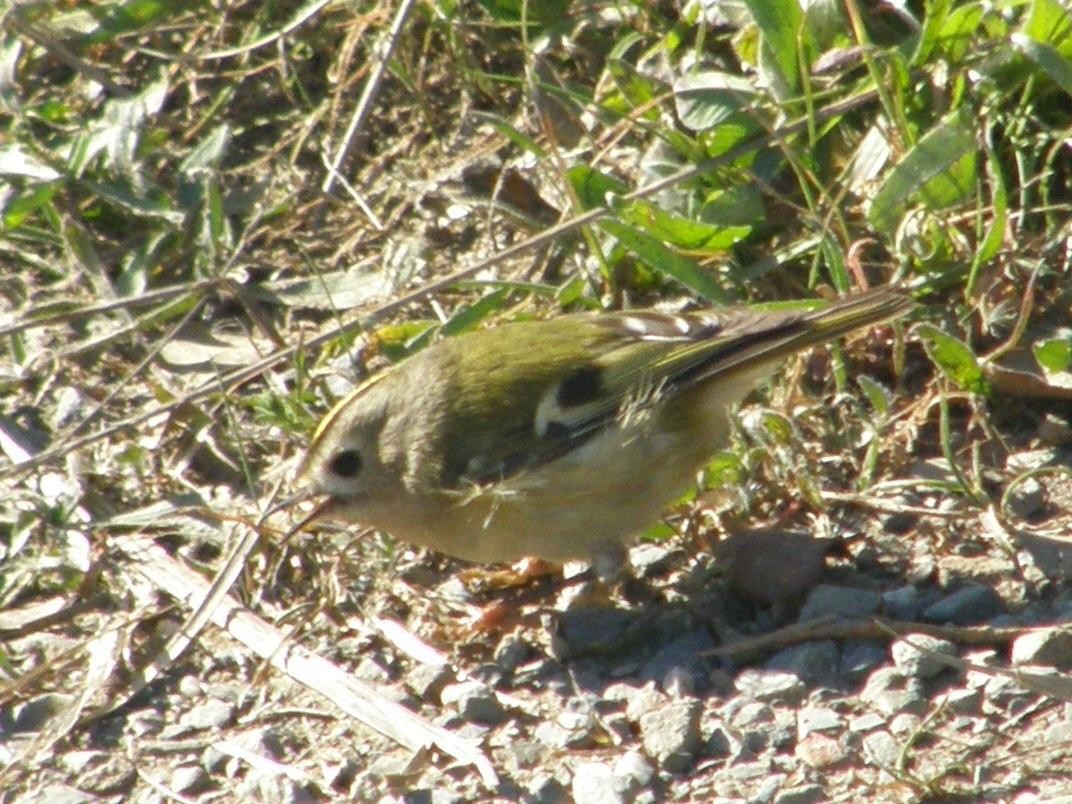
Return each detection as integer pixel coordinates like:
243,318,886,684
329,449,363,478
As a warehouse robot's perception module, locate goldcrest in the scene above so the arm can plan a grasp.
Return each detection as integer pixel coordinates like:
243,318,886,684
298,287,911,573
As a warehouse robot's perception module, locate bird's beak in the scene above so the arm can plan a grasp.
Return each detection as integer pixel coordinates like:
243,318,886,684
270,489,337,546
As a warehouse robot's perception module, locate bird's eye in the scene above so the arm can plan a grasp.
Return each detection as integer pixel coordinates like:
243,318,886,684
329,448,363,478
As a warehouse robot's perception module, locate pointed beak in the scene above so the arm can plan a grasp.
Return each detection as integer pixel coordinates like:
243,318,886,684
270,488,337,546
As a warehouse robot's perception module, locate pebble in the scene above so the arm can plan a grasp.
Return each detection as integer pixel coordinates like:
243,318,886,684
640,629,713,693
938,687,983,714
860,667,925,715
882,585,924,619
839,641,888,679
1044,719,1072,743
10,694,73,733
17,785,96,804
440,681,507,725
848,712,886,732
1010,628,1072,670
733,669,807,704
409,664,454,701
799,585,882,621
552,607,644,660
1004,476,1046,519
773,783,826,804
862,730,901,771
494,635,534,673
888,712,922,735
890,634,957,678
706,722,735,757
794,732,847,768
623,683,668,722
180,699,235,731
922,584,1004,624
796,705,842,737
536,706,599,750
637,699,703,772
527,773,570,804
753,773,787,802
612,750,655,795
765,641,840,683
170,765,213,795
571,762,621,804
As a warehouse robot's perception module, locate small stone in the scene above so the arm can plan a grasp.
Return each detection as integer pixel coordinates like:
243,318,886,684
571,761,621,804
849,713,886,732
552,607,643,660
177,675,202,697
1005,476,1046,519
733,669,807,704
882,585,923,620
939,687,982,714
936,555,1017,586
839,641,887,680
728,701,775,753
181,699,234,731
527,773,570,804
715,531,833,605
923,584,1004,625
889,713,922,735
862,730,901,770
637,699,703,772
623,684,668,722
796,706,842,738
729,699,774,726
705,722,734,758
494,635,533,673
890,634,957,679
11,694,74,732
799,585,882,621
612,750,655,795
409,664,453,701
1037,413,1072,445
753,773,787,802
124,708,163,738
1011,628,1072,670
765,641,840,684
629,543,676,576
769,709,797,750
774,783,826,804
440,681,507,725
640,629,713,694
795,732,847,768
170,765,213,795
860,667,925,715
1006,447,1059,473
1044,719,1072,743
16,785,96,804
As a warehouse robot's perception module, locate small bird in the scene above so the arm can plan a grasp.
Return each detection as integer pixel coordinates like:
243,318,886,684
297,287,911,576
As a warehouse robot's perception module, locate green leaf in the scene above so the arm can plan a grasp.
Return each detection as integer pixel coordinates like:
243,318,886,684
1034,334,1072,374
599,219,729,303
472,111,547,158
673,71,759,131
1014,33,1072,97
440,289,512,336
567,165,629,210
916,323,989,395
619,201,751,252
1023,0,1072,57
2,184,58,229
857,375,892,416
742,0,810,94
179,125,231,174
868,112,977,233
